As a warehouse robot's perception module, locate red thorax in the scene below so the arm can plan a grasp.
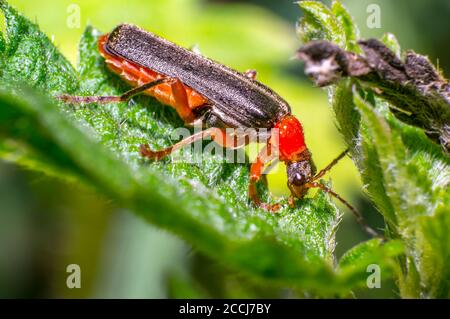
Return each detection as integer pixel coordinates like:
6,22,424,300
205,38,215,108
271,115,307,162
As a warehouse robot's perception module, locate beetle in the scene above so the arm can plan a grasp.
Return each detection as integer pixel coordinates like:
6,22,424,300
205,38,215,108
59,24,378,237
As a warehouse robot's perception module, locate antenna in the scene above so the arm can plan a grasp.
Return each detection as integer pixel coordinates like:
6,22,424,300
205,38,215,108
308,149,382,238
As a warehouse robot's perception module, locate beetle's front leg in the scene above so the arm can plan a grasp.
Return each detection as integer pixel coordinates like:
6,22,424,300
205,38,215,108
248,143,281,212
243,69,257,79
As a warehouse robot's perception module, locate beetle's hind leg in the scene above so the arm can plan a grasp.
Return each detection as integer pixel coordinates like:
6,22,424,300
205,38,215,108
58,77,198,124
244,69,257,79
57,78,169,104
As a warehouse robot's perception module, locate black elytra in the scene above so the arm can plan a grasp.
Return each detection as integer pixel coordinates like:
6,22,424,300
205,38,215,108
105,24,291,129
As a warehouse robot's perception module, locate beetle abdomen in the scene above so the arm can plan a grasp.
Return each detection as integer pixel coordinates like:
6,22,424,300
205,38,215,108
106,24,291,128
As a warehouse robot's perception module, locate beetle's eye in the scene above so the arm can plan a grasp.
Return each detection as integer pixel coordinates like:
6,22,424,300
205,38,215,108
287,161,312,186
291,172,304,185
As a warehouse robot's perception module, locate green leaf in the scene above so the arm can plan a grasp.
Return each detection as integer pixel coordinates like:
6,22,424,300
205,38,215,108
0,138,80,183
337,238,403,289
0,84,342,291
0,0,78,94
416,206,450,298
297,0,450,298
297,0,345,47
353,92,408,226
331,0,360,52
0,0,402,294
353,90,450,298
330,83,399,226
380,33,402,57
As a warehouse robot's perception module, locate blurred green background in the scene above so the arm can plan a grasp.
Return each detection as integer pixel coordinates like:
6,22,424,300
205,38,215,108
0,0,449,298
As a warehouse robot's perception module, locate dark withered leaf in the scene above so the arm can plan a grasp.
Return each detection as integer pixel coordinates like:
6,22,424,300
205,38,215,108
297,39,450,153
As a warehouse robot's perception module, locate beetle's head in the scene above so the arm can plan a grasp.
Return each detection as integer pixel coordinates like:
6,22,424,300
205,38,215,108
271,115,316,198
286,153,316,198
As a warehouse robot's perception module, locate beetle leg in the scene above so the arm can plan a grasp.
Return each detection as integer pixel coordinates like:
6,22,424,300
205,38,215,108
249,143,281,212
140,127,244,160
288,195,296,208
57,78,170,104
169,78,196,123
59,77,199,124
243,69,257,80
